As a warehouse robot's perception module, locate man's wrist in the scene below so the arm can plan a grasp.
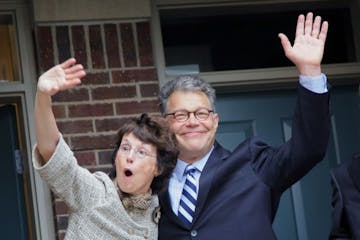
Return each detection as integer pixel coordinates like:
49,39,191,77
299,73,328,93
298,64,322,76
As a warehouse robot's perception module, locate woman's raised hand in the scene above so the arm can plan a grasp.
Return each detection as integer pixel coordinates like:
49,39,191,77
37,58,86,96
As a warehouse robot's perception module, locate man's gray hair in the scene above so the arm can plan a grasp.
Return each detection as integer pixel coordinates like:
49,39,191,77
158,75,216,114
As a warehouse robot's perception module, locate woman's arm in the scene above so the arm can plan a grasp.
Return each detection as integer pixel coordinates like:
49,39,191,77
35,58,86,162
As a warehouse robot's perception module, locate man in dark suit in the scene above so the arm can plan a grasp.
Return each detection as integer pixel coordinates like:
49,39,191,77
158,12,330,239
330,153,360,240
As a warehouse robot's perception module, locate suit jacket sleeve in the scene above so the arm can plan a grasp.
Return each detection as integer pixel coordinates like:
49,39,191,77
33,135,108,212
330,155,360,240
250,85,331,193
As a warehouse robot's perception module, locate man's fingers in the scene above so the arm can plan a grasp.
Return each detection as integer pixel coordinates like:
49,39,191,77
278,33,291,53
311,16,322,38
295,14,305,38
304,12,313,35
319,21,329,42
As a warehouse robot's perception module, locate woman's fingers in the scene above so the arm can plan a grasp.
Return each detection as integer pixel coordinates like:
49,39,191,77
64,63,84,74
60,58,85,82
38,58,86,94
60,58,76,69
65,69,86,82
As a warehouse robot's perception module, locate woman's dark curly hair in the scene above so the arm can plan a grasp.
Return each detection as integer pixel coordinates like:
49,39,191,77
109,113,178,194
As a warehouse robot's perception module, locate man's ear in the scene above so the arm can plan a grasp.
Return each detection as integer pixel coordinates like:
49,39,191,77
213,112,219,130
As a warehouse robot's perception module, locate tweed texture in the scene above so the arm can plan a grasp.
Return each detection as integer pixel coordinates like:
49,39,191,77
33,136,158,240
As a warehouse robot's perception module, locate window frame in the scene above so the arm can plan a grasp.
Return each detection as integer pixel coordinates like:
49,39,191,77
152,0,360,92
0,1,56,239
0,11,22,83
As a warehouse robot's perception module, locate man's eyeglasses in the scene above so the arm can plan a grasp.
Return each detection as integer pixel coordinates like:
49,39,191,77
118,144,156,160
165,108,214,122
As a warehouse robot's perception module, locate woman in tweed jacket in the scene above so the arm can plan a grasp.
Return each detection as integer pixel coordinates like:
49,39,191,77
33,58,178,240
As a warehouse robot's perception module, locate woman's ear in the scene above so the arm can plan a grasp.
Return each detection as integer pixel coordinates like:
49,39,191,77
154,166,162,177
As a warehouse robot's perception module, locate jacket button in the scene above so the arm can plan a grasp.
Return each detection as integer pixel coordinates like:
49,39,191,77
191,230,198,237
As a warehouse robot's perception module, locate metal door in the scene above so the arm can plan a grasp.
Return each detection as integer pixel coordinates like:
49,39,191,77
0,104,29,240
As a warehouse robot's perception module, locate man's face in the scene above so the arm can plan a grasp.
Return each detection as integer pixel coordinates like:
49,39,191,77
166,90,219,163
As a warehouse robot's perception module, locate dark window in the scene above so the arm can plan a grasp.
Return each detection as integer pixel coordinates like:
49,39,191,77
160,4,356,73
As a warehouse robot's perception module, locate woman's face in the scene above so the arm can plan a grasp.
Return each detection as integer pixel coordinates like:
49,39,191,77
115,132,159,195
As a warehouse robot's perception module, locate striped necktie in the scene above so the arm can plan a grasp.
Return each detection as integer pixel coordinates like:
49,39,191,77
178,165,198,226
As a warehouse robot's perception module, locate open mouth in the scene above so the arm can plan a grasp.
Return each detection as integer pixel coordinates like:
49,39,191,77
124,169,133,177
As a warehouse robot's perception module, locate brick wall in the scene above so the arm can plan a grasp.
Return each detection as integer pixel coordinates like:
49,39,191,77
35,19,159,240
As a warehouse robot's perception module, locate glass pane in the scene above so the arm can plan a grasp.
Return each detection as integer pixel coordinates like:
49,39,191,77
0,13,20,82
217,120,254,151
160,4,356,74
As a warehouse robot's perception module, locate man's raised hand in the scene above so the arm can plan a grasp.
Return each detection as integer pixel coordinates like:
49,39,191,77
278,12,329,76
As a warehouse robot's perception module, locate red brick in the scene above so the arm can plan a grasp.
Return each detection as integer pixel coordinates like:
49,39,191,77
74,151,96,166
104,24,121,68
52,105,66,119
58,231,66,240
71,25,88,68
112,68,157,83
68,103,113,118
36,26,54,72
95,117,129,132
92,86,136,100
83,72,110,85
71,134,117,150
136,21,154,66
140,83,159,97
63,136,70,144
120,23,137,67
115,100,158,115
89,25,105,69
98,150,115,165
54,200,69,215
56,26,71,63
52,88,89,102
57,120,93,134
57,216,68,230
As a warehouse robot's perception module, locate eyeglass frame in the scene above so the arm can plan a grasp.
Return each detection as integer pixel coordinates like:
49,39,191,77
118,143,156,160
164,108,214,122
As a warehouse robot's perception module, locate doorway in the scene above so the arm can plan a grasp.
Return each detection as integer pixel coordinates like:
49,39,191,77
216,84,359,239
0,98,35,239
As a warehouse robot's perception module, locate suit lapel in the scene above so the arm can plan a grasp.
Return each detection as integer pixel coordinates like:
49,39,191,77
160,142,230,228
348,155,360,192
193,142,230,223
159,180,190,228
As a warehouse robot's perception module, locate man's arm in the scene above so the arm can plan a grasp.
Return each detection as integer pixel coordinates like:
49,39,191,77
252,13,331,191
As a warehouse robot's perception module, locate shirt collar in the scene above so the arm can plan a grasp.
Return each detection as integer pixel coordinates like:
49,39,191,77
173,146,214,181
